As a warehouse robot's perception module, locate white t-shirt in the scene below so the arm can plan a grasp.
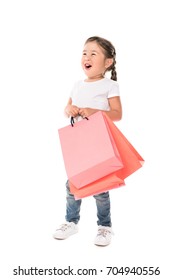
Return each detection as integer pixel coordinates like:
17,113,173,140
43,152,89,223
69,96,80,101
70,77,120,111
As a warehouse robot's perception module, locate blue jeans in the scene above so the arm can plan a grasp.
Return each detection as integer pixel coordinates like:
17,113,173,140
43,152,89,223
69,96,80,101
65,180,112,227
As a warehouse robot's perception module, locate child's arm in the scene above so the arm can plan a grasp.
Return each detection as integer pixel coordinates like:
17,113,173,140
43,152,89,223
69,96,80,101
78,96,122,122
105,96,122,121
64,98,80,118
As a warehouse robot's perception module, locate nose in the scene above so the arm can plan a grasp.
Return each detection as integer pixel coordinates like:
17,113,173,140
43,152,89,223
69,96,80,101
84,54,90,60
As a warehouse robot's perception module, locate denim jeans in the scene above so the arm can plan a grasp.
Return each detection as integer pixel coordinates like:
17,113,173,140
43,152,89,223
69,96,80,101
65,180,112,227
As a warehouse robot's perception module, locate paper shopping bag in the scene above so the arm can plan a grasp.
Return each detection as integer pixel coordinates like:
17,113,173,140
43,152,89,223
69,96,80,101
58,112,124,188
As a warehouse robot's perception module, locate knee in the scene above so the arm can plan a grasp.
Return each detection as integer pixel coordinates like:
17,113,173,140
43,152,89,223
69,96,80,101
93,191,110,200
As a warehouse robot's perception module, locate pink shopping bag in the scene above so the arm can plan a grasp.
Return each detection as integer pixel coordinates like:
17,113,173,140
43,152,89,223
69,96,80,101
58,112,124,189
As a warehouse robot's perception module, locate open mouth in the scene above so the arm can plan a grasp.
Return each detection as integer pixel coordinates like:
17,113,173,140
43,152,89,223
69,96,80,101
84,63,92,69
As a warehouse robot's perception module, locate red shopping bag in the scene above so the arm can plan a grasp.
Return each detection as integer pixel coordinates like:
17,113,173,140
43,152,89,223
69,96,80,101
103,112,144,180
58,112,124,189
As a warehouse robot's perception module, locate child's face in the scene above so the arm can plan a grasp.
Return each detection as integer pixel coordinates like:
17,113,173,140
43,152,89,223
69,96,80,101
81,41,110,81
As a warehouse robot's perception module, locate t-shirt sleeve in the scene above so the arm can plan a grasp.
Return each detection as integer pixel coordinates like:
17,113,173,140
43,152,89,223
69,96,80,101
108,82,120,98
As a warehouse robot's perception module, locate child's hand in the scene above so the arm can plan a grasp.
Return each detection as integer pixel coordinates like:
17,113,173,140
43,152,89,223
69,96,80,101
79,108,97,118
65,104,80,117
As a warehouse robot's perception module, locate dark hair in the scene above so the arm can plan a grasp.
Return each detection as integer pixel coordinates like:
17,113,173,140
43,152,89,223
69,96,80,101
85,36,117,81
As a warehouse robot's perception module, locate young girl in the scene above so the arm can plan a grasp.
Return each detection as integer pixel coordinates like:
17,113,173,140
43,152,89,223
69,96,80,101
53,36,122,246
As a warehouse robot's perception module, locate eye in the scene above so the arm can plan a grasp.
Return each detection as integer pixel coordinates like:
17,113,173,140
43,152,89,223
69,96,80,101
91,53,96,56
83,52,87,56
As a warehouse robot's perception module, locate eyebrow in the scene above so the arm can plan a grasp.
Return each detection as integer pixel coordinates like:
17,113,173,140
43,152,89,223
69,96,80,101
83,49,99,53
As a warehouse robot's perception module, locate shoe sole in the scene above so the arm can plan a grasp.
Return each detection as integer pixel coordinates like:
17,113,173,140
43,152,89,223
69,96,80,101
94,242,110,246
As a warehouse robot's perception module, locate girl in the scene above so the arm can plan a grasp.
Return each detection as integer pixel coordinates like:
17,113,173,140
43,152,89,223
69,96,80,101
53,36,122,246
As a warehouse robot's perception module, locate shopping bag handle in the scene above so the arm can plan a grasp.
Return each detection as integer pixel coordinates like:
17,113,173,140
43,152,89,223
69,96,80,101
70,116,89,127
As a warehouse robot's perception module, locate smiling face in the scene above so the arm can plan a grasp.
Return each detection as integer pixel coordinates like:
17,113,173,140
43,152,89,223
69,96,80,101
81,41,113,82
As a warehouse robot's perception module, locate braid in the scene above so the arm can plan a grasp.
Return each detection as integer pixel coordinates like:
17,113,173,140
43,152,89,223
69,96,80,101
110,57,117,81
106,52,117,81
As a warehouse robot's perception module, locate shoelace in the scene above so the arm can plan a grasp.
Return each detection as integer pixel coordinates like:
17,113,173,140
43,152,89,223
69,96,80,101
97,228,111,237
58,223,71,232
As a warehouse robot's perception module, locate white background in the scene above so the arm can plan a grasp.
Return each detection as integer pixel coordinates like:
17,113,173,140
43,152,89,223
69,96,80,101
0,0,172,279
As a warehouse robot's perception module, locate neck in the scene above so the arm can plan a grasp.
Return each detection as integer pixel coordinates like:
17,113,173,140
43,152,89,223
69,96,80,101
85,74,104,82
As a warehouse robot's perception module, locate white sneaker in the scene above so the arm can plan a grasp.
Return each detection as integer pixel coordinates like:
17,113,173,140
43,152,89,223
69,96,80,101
94,226,113,246
53,222,78,240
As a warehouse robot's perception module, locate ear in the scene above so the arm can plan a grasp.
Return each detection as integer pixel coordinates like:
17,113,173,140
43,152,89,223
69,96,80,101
105,58,113,69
